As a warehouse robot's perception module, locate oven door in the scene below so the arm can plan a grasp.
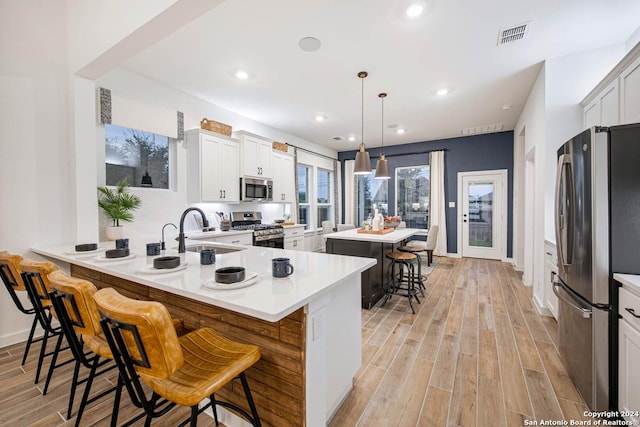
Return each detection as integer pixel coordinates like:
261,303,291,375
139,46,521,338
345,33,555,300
253,236,284,249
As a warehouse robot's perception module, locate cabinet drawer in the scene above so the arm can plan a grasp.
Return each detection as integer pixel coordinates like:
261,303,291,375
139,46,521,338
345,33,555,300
213,233,253,246
284,227,304,238
620,286,640,330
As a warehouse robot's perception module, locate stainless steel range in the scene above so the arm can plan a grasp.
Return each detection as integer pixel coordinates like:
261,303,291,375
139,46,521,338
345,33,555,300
230,211,284,248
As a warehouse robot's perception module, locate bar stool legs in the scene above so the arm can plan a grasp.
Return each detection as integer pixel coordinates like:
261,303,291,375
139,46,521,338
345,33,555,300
383,252,421,314
397,246,426,297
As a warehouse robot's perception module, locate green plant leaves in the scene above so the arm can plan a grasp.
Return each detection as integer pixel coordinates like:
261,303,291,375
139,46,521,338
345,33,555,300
97,179,141,226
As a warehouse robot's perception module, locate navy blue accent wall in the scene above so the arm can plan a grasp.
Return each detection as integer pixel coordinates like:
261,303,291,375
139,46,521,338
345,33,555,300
338,131,514,257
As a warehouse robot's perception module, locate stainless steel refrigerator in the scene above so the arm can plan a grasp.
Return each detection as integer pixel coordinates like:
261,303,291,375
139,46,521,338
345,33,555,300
554,123,640,411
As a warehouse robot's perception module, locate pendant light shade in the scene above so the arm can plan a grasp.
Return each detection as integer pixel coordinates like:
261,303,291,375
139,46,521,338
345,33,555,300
353,71,372,175
375,92,390,179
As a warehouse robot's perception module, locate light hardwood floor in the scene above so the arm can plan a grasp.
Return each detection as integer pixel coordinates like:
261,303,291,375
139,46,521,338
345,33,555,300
0,257,587,426
329,257,590,427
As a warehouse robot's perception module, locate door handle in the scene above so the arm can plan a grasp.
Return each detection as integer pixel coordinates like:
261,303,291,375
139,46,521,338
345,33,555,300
625,307,640,319
219,190,222,198
223,190,226,198
552,279,592,319
463,220,467,223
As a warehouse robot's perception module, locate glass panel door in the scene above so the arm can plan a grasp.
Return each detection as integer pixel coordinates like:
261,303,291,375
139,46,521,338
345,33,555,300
468,182,494,247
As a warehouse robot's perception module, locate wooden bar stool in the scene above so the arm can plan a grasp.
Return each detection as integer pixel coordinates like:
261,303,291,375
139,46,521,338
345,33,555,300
0,251,42,366
94,287,262,427
20,259,74,394
397,245,426,296
383,251,421,314
47,270,122,427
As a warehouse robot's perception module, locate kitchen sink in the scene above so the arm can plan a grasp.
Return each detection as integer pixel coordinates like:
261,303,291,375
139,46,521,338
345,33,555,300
184,244,246,254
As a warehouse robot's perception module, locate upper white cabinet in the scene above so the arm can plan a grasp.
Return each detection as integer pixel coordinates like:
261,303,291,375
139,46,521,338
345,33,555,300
582,42,640,128
186,129,240,203
620,55,640,124
272,151,295,203
234,131,273,179
583,80,619,128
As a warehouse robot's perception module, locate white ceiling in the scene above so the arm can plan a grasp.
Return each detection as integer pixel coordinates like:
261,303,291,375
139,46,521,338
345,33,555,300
122,0,640,152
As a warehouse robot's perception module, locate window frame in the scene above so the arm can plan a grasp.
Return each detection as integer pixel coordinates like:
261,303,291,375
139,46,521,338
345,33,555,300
394,164,430,230
297,164,312,229
316,167,333,229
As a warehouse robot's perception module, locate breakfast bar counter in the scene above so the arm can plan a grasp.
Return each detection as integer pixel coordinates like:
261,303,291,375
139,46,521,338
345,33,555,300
32,242,375,427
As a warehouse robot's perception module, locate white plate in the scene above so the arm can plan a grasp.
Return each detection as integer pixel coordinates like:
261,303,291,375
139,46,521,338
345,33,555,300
202,272,260,290
94,254,137,262
136,262,189,275
64,247,104,255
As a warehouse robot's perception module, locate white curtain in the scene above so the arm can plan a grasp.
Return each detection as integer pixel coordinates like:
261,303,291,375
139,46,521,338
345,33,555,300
344,160,355,226
430,151,447,256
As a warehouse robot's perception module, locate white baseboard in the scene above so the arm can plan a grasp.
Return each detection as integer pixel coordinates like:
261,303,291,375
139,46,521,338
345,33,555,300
532,293,552,317
0,325,43,349
446,252,461,258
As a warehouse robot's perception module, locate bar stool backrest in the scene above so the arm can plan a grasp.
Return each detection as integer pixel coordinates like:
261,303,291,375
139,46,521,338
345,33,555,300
0,251,31,313
48,271,102,338
95,288,183,381
20,259,58,318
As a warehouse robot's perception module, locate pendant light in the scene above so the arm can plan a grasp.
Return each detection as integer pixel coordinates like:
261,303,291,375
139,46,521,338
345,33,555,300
354,71,372,175
375,92,390,179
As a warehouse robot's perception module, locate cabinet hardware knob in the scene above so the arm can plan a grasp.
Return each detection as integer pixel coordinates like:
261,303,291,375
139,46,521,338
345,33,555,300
546,252,553,255
625,307,640,319
232,240,240,243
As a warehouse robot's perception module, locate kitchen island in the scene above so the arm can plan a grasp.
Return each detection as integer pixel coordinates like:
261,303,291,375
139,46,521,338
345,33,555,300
325,228,422,309
32,242,375,427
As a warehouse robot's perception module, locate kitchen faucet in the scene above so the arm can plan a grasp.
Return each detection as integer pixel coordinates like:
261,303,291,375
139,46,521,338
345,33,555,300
178,208,209,253
161,222,177,250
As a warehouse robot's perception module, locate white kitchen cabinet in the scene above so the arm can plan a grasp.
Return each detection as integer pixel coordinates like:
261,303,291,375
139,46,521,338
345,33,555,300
618,285,640,426
284,225,305,251
272,151,295,203
583,80,619,128
582,42,640,129
186,129,240,203
544,241,558,319
234,131,273,179
620,54,640,125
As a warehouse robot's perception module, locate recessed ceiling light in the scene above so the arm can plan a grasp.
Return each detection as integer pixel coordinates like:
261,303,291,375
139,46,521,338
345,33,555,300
299,37,322,52
387,124,399,129
396,128,406,135
502,104,512,110
348,136,356,141
235,70,250,80
314,115,327,122
436,88,449,96
405,3,424,18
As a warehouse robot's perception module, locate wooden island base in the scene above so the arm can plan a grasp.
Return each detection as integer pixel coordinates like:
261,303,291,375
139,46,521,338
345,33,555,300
72,265,306,427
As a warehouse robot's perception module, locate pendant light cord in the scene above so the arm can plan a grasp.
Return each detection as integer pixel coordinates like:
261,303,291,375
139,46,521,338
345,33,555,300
361,75,364,148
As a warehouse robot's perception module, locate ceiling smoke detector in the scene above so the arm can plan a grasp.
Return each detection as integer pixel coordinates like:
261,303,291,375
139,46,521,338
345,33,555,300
461,124,504,136
497,22,530,46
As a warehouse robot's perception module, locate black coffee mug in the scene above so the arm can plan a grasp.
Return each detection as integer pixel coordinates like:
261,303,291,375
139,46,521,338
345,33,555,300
116,238,129,249
200,249,216,265
146,242,161,256
272,257,294,278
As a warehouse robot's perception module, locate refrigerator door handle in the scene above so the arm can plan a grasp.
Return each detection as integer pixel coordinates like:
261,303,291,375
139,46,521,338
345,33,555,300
555,154,574,268
552,276,592,319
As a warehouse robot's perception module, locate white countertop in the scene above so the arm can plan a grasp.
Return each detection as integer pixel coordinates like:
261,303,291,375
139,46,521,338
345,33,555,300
614,273,640,297
325,228,421,244
31,242,376,323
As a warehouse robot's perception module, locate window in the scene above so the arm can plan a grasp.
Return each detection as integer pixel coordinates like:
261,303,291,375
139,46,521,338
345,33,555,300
297,165,310,229
105,124,170,189
357,170,389,226
317,168,333,228
396,165,430,229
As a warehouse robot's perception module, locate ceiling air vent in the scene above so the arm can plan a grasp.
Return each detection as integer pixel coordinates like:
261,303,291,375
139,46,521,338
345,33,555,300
497,22,530,46
333,136,344,141
461,124,504,136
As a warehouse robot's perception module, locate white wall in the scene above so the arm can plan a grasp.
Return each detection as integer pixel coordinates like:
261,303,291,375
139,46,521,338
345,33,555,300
543,44,626,241
514,65,545,301
0,0,73,345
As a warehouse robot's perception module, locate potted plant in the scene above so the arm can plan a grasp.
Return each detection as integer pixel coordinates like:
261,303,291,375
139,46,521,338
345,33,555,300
97,179,142,240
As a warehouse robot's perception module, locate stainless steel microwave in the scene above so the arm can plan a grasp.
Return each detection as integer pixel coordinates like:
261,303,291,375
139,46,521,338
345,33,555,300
240,177,273,202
